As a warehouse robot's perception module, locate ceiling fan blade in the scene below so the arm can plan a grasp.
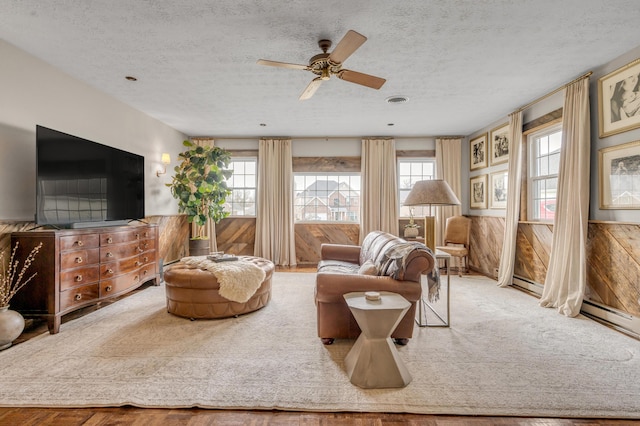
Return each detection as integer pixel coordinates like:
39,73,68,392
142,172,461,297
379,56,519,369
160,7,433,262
338,69,386,89
257,59,308,70
299,77,323,101
328,30,367,64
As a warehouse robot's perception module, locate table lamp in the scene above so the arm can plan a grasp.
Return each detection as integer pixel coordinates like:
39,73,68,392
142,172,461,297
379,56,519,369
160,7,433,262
402,179,460,252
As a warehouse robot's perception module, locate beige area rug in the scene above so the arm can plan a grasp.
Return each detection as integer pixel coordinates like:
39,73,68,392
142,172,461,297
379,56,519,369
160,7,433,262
1,272,640,418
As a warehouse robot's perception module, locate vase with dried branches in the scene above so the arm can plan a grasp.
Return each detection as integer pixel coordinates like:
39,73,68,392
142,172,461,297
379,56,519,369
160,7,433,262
0,241,42,350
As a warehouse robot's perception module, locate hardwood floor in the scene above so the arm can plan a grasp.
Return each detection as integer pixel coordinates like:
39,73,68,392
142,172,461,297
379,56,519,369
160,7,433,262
2,268,638,425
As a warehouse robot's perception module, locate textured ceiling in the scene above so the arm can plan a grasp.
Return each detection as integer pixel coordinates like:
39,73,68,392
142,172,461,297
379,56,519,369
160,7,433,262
2,1,640,138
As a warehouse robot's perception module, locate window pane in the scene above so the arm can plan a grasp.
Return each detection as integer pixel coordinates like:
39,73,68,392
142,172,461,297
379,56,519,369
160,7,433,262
397,159,436,218
293,173,360,223
224,158,257,216
529,126,562,221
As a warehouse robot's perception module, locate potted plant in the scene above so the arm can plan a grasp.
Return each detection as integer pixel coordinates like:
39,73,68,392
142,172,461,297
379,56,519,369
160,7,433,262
403,207,421,238
166,140,233,255
0,241,42,350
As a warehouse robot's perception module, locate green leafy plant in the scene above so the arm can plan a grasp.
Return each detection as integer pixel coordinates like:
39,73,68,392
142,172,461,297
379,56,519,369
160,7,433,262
166,140,233,239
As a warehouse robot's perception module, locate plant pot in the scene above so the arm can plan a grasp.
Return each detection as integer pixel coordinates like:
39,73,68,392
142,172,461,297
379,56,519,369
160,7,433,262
404,227,419,238
0,306,25,351
189,239,210,256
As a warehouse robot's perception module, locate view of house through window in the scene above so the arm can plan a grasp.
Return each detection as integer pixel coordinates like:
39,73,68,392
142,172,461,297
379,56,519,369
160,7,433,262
528,125,562,221
398,159,436,217
223,158,257,216
294,174,360,222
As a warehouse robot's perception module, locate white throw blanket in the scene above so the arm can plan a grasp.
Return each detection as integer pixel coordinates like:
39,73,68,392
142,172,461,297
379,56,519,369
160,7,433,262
180,256,266,303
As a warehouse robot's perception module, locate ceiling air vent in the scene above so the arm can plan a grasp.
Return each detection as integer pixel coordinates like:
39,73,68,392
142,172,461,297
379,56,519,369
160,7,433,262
386,95,409,104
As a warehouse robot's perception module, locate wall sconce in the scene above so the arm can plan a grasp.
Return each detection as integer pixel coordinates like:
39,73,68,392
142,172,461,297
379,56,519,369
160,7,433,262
156,153,171,177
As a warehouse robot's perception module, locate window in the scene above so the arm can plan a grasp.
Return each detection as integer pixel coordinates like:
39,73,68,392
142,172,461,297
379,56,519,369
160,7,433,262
294,174,360,222
398,159,436,217
223,158,257,216
528,125,562,221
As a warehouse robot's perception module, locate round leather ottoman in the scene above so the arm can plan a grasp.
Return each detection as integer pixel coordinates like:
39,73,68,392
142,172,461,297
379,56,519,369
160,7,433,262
164,256,274,319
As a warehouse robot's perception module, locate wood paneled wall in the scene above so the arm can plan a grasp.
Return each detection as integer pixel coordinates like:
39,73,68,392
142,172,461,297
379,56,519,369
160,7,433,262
469,215,640,318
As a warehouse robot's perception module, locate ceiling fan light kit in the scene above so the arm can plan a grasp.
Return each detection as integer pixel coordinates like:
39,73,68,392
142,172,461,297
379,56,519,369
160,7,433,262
257,30,386,100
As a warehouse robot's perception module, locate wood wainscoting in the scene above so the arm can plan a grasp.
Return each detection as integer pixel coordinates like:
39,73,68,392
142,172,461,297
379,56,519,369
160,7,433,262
468,215,640,321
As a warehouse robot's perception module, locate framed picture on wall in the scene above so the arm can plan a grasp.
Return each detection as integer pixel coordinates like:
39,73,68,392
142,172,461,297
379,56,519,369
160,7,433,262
470,174,488,209
490,123,510,165
470,133,488,170
489,170,508,209
598,140,640,209
598,58,640,138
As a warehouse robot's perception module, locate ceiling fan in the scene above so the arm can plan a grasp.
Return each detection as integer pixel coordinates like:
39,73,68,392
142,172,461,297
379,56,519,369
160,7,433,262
257,30,386,100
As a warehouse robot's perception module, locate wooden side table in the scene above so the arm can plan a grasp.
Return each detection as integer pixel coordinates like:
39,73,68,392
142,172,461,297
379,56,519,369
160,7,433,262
343,291,412,389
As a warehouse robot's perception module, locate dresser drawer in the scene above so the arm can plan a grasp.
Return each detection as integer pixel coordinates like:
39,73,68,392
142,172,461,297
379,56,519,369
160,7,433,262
101,270,145,297
101,228,156,246
60,283,99,311
101,256,146,279
100,241,144,261
60,265,100,291
59,234,100,251
138,238,156,252
60,248,100,270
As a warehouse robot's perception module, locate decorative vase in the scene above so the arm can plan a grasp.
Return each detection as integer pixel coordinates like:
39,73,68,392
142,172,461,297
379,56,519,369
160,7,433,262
0,306,25,351
404,227,419,238
189,238,210,256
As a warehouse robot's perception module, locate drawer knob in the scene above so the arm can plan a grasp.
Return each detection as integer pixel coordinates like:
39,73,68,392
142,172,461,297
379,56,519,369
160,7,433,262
76,240,84,247
107,268,114,274
107,237,113,244
137,247,144,253
134,275,140,282
106,252,114,258
135,261,141,267
74,294,82,301
144,232,149,238
135,233,140,240
105,285,112,292
143,270,148,275
143,257,148,262
75,275,83,282
75,257,83,264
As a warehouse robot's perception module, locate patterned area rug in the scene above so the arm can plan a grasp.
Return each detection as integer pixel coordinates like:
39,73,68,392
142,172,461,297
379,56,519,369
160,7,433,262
1,272,639,418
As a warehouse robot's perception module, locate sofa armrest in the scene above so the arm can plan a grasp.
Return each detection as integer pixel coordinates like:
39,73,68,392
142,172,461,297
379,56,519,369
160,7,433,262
320,243,361,263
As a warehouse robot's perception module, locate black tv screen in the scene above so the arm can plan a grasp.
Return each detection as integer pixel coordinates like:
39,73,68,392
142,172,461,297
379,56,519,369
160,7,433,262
36,125,145,228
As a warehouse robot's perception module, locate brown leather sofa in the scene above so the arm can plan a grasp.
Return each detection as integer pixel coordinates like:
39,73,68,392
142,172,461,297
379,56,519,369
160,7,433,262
315,231,436,345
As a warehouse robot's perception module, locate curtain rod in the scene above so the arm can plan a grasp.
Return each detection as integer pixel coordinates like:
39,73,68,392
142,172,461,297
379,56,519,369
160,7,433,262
193,136,465,141
514,71,593,113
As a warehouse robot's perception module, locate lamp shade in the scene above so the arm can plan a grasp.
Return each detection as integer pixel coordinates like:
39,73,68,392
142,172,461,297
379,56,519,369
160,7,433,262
161,153,171,165
403,179,460,206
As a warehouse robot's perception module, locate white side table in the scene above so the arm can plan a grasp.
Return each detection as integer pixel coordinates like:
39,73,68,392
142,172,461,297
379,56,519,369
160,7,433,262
343,292,412,389
416,249,451,327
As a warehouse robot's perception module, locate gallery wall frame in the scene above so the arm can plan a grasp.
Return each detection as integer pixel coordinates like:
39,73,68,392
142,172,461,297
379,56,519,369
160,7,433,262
470,133,488,170
598,58,640,138
490,123,510,166
489,170,508,209
470,174,488,209
598,139,640,209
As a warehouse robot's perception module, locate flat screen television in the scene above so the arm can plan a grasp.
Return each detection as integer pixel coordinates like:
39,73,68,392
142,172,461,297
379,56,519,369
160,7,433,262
36,125,145,228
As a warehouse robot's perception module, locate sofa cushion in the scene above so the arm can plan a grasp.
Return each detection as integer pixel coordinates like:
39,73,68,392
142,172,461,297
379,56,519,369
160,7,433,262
357,260,378,275
317,260,360,275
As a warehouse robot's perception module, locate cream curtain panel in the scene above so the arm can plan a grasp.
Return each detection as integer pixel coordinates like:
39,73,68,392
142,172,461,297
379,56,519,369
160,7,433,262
497,111,524,287
435,138,462,246
360,138,399,242
254,138,297,266
190,137,218,252
539,77,591,316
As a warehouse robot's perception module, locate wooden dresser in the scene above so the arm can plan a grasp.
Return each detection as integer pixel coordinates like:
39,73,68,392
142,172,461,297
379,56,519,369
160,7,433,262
10,224,159,334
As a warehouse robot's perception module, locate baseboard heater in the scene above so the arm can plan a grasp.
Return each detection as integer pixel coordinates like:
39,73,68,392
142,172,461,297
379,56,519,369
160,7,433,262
512,276,640,339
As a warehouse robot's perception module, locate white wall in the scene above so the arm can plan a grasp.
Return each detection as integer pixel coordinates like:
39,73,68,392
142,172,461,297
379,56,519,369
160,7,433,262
0,40,186,221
